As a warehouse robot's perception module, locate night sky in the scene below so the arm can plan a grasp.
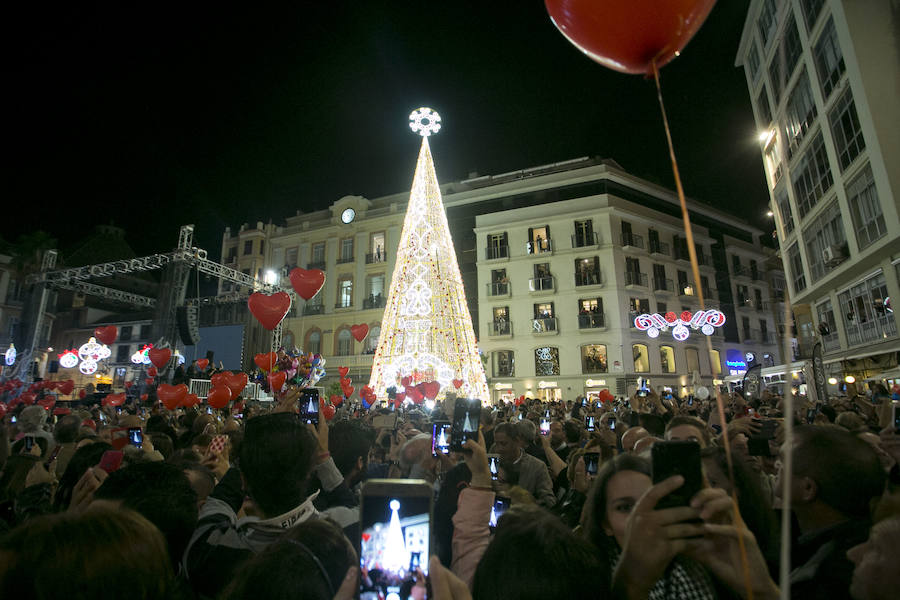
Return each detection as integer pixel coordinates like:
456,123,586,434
6,1,767,261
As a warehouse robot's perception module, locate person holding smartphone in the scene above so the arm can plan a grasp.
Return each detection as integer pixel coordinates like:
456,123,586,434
448,431,494,588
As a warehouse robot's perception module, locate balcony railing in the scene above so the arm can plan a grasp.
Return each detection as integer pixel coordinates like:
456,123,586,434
306,261,326,270
750,271,763,281
485,245,509,260
702,286,717,301
756,301,770,312
363,296,386,309
578,313,605,329
365,252,387,264
526,239,553,254
334,302,353,309
302,304,324,316
620,232,644,249
487,321,512,336
493,365,515,377
532,317,558,333
845,314,898,347
528,276,555,292
624,272,648,287
822,332,840,352
336,255,355,264
653,277,673,292
649,240,670,256
572,232,600,248
733,265,751,278
582,361,608,375
575,271,602,287
486,282,510,297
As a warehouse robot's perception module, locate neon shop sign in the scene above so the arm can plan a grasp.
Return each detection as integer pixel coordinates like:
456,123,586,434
634,309,726,342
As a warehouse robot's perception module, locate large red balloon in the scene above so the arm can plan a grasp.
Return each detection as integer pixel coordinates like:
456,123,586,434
148,347,172,369
289,268,326,301
94,325,118,345
268,371,287,393
207,386,232,409
181,393,201,408
58,380,75,395
211,371,232,388
254,352,278,372
545,0,716,75
322,404,336,421
105,393,126,407
195,358,210,370
350,324,369,343
224,372,248,397
158,383,189,411
248,292,292,331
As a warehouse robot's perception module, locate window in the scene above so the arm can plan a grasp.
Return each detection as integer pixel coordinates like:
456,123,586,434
829,88,866,171
757,0,778,48
846,165,885,250
578,298,604,328
285,247,298,268
365,274,385,308
305,330,320,354
742,316,753,340
6,316,19,339
757,86,773,124
768,54,783,106
120,326,133,341
492,307,510,335
673,236,689,260
685,347,701,375
259,240,265,255
657,302,667,315
534,347,560,376
839,271,895,346
817,299,836,334
533,303,556,332
652,264,668,291
140,324,151,339
783,70,817,160
340,238,354,263
487,233,509,259
803,201,847,280
243,240,253,255
338,277,353,308
814,17,845,99
781,15,803,81
709,350,722,376
493,350,515,377
788,243,806,292
337,329,353,356
800,0,825,31
527,225,551,254
227,246,237,261
116,345,130,363
573,220,595,247
531,263,553,291
283,330,295,350
366,326,380,354
660,345,676,373
747,40,761,81
750,260,759,280
737,285,750,305
764,132,783,184
677,270,692,296
792,133,833,218
629,297,650,317
632,344,650,373
776,186,794,234
490,269,509,296
755,288,763,308
575,257,601,286
312,242,326,264
581,344,608,374
732,255,742,273
760,319,770,342
370,232,385,262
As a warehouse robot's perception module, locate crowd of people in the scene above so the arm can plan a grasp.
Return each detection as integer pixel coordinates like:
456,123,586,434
0,377,898,599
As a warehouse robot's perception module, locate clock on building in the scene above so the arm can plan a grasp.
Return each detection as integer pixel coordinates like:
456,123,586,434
341,208,356,224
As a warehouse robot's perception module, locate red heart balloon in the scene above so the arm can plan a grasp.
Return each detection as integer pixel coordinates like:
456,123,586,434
182,393,201,407
210,371,232,388
323,404,336,420
78,389,87,399
289,268,326,301
395,391,406,404
19,392,37,405
393,397,403,409
254,352,278,372
58,380,75,395
224,372,248,397
145,378,155,386
148,347,172,369
147,366,158,377
140,393,149,402
248,292,292,331
330,394,343,407
452,379,464,389
544,0,716,75
158,383,189,411
350,324,369,342
106,393,126,407
422,381,440,400
400,376,412,388
407,387,423,405
93,325,118,345
207,385,232,409
341,384,355,398
338,367,350,378
53,407,70,416
195,358,209,370
268,371,287,392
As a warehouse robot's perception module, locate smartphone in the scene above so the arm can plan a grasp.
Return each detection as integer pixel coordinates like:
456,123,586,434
517,412,524,421
24,436,35,452
487,454,501,481
543,409,551,419
299,388,320,426
206,406,213,415
540,417,551,436
583,452,600,476
98,412,107,423
450,397,481,451
45,444,62,468
585,415,596,432
608,416,617,431
127,427,143,449
581,398,587,407
98,450,125,474
431,421,451,457
374,413,399,430
748,419,778,456
637,378,650,398
651,441,703,510
489,495,511,530
359,480,432,598
687,396,694,407
10,415,16,424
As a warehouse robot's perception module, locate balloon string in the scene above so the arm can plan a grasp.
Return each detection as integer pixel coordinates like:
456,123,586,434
650,60,754,600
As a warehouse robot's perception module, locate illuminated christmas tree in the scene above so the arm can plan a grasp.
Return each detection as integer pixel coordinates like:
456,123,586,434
368,108,490,403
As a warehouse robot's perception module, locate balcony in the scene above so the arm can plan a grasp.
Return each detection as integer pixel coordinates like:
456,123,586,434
653,277,673,293
302,304,324,316
702,287,718,301
487,320,512,337
844,314,898,347
755,301,770,312
334,302,353,310
336,255,355,265
365,252,387,264
578,313,606,330
485,245,509,260
486,282,510,297
363,296,386,309
733,265,751,279
526,238,553,255
528,276,555,293
696,253,712,267
620,232,644,250
493,367,515,378
822,332,841,352
572,232,600,248
624,272,648,288
736,297,755,311
532,317,559,335
575,271,602,287
306,261,326,271
678,284,696,297
649,240,670,257
750,271,763,281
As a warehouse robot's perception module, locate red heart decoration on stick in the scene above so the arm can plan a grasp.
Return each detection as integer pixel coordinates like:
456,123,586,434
140,393,148,402
330,394,343,407
254,352,278,372
338,367,350,378
211,371,232,388
268,371,287,392
182,393,201,407
93,325,118,345
323,405,336,420
78,389,87,399
395,391,406,404
289,268,326,300
148,348,172,369
350,324,369,342
207,386,232,409
422,381,440,400
401,376,412,388
452,379,464,389
58,380,75,395
248,292,292,331
147,366,158,377
341,383,355,398
224,372,248,397
158,383,189,411
407,387,424,405
195,358,209,370
145,378,155,386
106,393,126,407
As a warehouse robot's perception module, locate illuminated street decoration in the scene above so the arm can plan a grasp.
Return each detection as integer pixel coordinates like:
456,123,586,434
368,109,490,402
79,359,98,375
77,336,112,375
58,349,80,369
634,309,726,341
131,344,154,365
4,343,15,366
